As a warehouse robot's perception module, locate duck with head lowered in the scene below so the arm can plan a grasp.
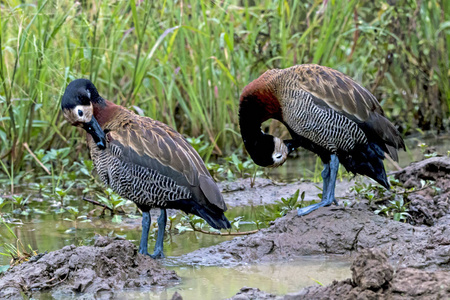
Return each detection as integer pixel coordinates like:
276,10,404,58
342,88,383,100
61,78,231,258
239,64,405,216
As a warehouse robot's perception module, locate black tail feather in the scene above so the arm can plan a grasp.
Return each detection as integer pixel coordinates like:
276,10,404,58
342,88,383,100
340,142,390,189
167,199,231,229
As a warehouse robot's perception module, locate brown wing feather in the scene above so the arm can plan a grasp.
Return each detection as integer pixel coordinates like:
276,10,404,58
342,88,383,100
105,108,226,211
289,64,381,121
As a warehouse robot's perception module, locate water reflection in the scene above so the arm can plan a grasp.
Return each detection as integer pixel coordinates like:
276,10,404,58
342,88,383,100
115,257,350,300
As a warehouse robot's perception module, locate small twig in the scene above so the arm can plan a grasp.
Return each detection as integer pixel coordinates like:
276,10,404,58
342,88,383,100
46,271,70,287
23,143,51,175
385,153,402,171
82,197,113,212
189,223,259,236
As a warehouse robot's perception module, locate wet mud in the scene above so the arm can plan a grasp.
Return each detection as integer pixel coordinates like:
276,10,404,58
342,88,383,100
174,206,450,269
0,236,179,299
218,177,356,208
175,157,450,269
229,249,450,300
393,156,450,224
1,158,449,299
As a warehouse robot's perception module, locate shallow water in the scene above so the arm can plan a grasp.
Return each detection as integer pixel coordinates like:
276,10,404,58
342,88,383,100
117,257,350,299
0,207,350,299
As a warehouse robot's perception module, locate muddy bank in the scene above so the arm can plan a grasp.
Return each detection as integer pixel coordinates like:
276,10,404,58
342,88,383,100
218,177,356,208
174,206,450,269
393,156,450,224
0,236,179,299
229,249,450,300
123,176,356,228
174,157,450,269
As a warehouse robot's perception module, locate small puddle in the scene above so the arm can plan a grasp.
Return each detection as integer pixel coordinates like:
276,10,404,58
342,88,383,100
116,257,350,299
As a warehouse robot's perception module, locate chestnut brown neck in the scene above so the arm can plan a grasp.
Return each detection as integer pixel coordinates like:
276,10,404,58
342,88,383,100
239,76,282,123
93,100,120,128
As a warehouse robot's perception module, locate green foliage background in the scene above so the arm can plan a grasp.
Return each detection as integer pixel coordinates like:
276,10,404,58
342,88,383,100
1,0,449,175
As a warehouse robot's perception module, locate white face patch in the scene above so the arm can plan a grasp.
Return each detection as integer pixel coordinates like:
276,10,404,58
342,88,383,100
63,104,94,125
270,137,289,167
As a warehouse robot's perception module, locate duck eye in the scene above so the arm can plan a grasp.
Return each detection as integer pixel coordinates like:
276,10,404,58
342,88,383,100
78,109,83,117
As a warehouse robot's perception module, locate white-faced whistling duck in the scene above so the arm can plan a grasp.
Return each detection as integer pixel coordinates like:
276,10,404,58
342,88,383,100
61,79,231,258
239,64,405,216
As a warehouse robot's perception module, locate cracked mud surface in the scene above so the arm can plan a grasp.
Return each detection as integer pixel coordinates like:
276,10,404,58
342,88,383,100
0,236,179,299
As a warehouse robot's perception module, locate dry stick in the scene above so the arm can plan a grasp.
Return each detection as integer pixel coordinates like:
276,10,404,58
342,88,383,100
189,223,259,236
82,197,113,212
385,153,402,171
23,143,51,175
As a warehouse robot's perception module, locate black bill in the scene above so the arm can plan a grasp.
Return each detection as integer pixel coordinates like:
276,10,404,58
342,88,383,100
83,116,106,150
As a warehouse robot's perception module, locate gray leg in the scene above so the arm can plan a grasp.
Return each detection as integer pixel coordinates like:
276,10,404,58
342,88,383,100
150,209,166,259
138,211,151,256
298,155,339,216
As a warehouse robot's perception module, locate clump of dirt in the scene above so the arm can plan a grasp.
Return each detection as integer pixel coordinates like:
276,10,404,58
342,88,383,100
0,236,179,299
293,249,450,299
230,287,280,300
395,157,450,188
229,249,450,300
394,157,450,224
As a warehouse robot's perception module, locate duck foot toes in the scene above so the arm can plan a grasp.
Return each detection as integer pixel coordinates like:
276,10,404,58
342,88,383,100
150,250,165,259
138,250,151,256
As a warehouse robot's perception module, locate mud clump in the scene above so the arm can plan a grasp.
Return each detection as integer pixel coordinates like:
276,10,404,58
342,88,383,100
229,249,450,300
394,157,450,224
295,249,450,299
350,248,393,290
230,287,280,300
0,236,179,299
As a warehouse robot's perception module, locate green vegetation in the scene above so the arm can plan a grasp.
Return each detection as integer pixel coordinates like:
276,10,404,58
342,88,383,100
0,0,449,186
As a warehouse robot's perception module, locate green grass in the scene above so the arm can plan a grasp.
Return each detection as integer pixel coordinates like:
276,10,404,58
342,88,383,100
0,0,449,184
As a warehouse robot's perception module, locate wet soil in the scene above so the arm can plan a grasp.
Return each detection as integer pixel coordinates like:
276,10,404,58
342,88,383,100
1,157,449,299
0,236,179,299
393,156,450,224
218,177,355,208
174,206,450,269
175,157,450,269
229,249,450,300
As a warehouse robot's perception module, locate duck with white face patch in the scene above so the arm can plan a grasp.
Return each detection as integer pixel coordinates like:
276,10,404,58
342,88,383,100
60,78,230,259
61,80,106,149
